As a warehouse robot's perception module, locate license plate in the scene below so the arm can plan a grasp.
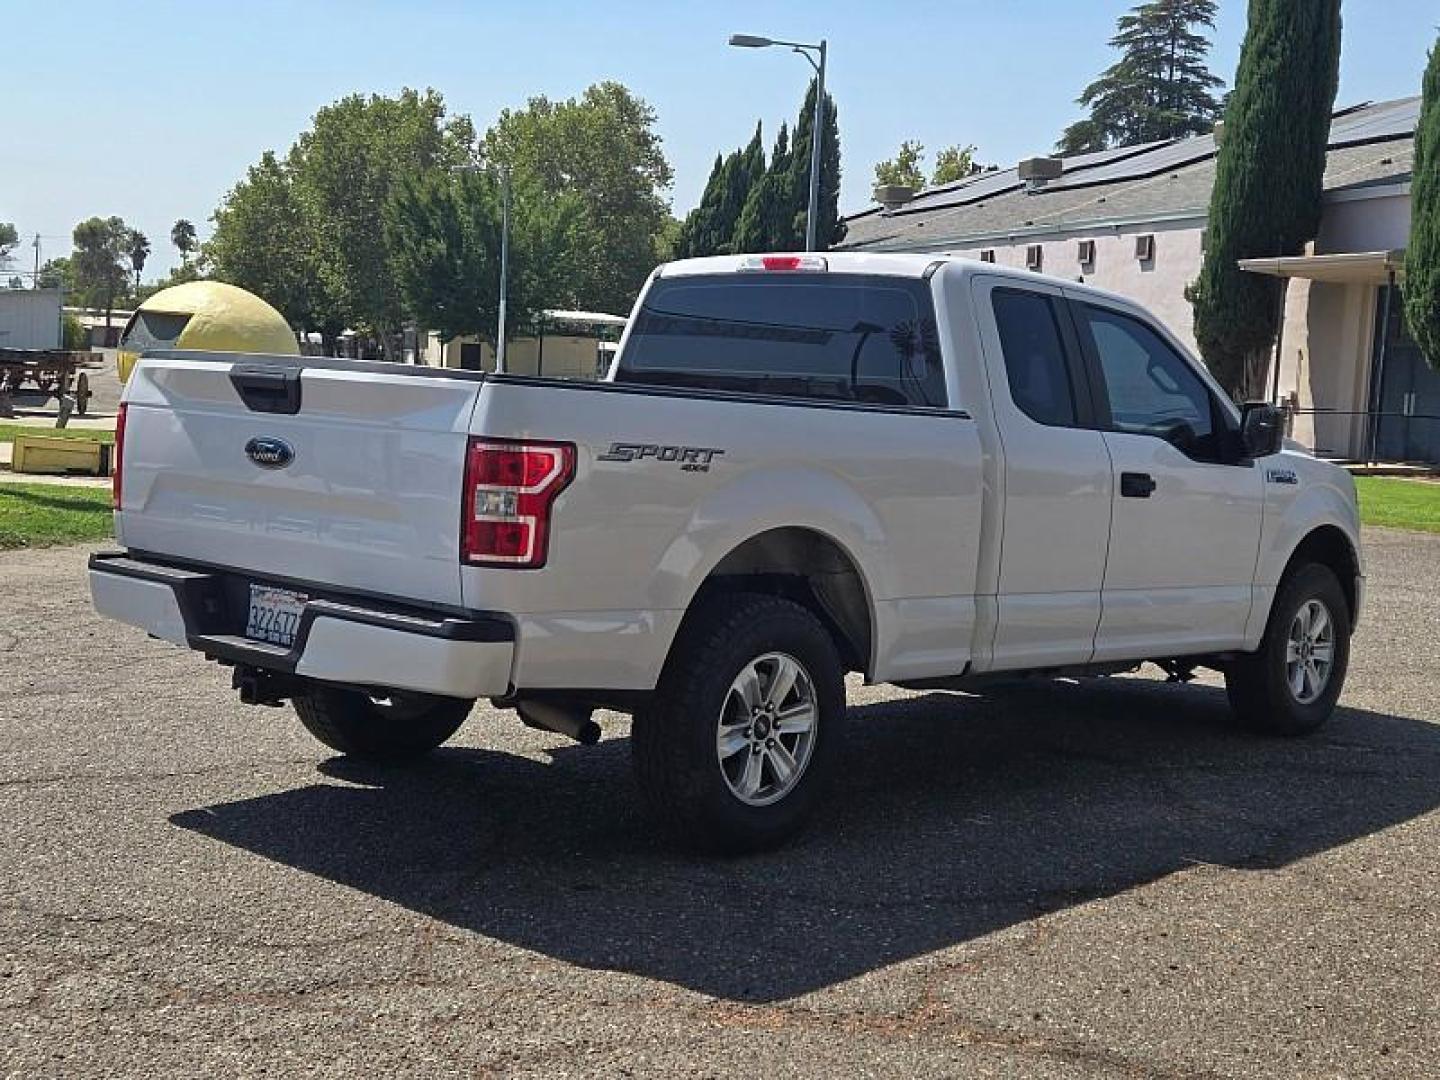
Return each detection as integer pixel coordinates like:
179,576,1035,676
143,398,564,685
245,585,308,647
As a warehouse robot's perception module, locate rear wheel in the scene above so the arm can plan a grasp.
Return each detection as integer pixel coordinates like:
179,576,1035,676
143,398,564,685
1226,563,1350,735
292,685,471,761
631,594,845,853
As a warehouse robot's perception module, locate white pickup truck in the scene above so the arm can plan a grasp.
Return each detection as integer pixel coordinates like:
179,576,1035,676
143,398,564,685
91,253,1363,851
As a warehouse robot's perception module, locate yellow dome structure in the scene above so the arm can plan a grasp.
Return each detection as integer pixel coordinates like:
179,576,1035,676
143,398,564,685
117,281,298,383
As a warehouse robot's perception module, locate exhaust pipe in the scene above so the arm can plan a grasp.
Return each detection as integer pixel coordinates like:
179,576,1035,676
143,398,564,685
515,699,601,745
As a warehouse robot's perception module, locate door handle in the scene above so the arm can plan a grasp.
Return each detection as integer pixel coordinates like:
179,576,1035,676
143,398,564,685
1120,472,1157,498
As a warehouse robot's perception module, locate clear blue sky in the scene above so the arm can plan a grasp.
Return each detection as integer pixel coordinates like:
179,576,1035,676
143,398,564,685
2,0,1434,280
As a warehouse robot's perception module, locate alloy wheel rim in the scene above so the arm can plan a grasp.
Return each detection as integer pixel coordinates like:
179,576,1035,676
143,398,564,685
1285,598,1335,705
716,652,819,807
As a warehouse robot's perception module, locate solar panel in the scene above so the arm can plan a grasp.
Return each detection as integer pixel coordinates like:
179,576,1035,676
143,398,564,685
1329,96,1421,146
855,98,1416,221
896,139,1177,214
1046,135,1218,190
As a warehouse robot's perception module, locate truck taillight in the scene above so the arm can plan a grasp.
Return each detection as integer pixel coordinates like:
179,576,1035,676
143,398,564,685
112,403,127,510
461,438,575,567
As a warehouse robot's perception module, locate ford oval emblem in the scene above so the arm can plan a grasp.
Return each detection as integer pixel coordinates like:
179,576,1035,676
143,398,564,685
245,436,295,469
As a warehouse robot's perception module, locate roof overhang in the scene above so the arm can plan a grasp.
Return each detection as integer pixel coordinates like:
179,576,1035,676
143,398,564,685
1238,249,1405,284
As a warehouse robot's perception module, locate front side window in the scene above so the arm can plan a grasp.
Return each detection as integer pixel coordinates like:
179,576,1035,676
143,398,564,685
1081,305,1219,458
991,288,1079,427
616,274,947,408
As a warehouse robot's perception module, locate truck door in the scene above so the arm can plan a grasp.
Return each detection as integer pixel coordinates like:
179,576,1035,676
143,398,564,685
971,277,1112,669
1065,294,1263,660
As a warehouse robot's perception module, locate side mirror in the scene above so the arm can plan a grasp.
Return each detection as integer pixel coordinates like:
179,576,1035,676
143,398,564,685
1241,402,1284,458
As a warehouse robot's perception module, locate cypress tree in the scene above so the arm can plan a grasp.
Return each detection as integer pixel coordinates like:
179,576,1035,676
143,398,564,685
1404,38,1440,367
674,123,767,258
788,77,845,251
1190,0,1342,398
735,124,794,252
675,153,724,259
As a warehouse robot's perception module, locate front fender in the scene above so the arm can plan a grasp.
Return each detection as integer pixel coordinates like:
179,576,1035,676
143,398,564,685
1245,461,1362,645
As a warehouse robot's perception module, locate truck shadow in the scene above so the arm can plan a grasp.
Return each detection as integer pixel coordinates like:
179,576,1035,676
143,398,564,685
171,677,1440,1003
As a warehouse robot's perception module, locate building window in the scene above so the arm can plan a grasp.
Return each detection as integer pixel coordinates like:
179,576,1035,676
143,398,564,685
1134,234,1156,262
979,249,996,263
1026,244,1043,272
1077,239,1096,270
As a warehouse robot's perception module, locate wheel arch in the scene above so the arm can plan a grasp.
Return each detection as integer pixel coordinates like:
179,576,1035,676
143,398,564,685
676,526,877,677
1280,524,1361,623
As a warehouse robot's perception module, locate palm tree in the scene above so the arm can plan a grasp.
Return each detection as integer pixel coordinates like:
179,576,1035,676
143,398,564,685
171,219,197,266
127,229,150,296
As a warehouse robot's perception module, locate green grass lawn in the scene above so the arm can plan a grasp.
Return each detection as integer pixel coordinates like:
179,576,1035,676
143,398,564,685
1355,476,1440,534
0,423,115,445
0,483,113,549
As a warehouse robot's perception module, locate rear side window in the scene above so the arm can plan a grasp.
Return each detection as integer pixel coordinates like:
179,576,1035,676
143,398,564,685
120,310,192,352
991,289,1079,427
616,274,947,408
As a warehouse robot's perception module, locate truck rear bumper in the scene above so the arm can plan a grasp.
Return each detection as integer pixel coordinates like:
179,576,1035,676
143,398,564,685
88,553,515,700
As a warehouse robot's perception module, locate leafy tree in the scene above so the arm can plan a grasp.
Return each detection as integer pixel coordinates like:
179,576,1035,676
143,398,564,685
36,257,73,292
735,124,796,252
171,219,197,265
292,88,475,360
1057,0,1224,154
1190,0,1341,398
0,222,17,268
788,77,845,250
932,144,984,185
484,81,673,314
135,260,208,306
61,312,86,349
208,150,331,336
71,216,130,327
126,229,150,295
385,168,595,348
873,140,925,189
1405,38,1440,367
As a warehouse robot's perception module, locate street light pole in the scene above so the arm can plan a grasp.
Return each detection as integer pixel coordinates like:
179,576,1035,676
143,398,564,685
449,162,511,373
497,164,510,374
729,33,829,252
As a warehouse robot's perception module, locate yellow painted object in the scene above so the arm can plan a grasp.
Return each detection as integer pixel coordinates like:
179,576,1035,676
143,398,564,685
11,434,113,476
117,281,298,383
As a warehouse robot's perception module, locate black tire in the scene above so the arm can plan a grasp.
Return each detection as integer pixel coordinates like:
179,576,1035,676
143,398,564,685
631,593,845,854
1226,563,1351,736
292,685,471,761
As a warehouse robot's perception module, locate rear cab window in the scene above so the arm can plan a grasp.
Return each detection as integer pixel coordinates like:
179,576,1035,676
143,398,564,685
615,273,948,409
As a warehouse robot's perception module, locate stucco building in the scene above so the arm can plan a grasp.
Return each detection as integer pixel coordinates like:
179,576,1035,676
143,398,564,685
840,97,1432,463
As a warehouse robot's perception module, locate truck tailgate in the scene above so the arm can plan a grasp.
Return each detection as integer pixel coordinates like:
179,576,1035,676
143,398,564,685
118,354,482,607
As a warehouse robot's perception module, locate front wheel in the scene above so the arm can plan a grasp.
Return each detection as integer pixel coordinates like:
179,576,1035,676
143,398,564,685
631,594,845,853
1226,563,1351,735
292,685,471,761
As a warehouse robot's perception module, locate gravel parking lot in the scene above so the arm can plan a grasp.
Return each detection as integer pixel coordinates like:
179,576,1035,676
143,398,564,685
3,529,1438,1077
